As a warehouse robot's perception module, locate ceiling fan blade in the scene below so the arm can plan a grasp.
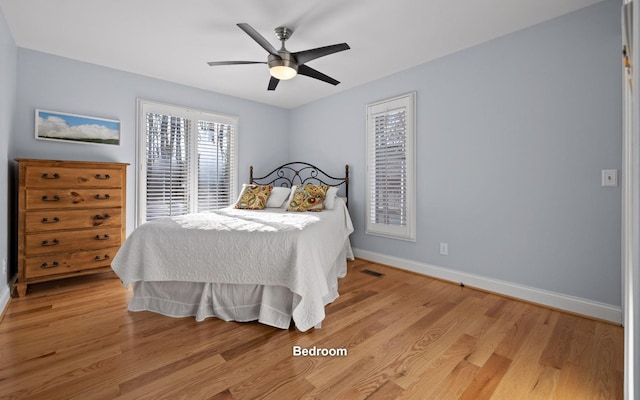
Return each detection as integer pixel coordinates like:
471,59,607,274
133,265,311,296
207,61,266,66
237,23,279,56
268,76,280,91
297,64,340,86
293,43,350,65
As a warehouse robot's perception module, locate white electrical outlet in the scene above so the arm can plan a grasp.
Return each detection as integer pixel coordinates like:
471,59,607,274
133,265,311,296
2,258,6,276
602,169,618,187
439,243,448,256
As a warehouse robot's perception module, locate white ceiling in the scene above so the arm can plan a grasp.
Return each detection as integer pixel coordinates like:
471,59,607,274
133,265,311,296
0,0,605,109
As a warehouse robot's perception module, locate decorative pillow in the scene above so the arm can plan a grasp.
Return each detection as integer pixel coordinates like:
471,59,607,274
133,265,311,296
266,186,291,208
287,184,329,212
323,186,339,209
233,183,258,205
234,184,272,210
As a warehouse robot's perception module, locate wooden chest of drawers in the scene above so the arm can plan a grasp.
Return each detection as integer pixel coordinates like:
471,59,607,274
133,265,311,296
15,159,128,296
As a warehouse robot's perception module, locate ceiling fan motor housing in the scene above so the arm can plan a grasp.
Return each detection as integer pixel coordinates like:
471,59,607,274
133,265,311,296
268,52,298,77
274,26,293,42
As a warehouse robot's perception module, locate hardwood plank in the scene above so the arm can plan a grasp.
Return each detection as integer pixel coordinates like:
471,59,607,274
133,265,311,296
115,354,228,400
209,389,237,400
528,364,560,399
459,353,512,400
489,320,556,398
0,259,623,399
494,303,551,360
400,336,480,399
392,298,488,389
539,312,581,369
463,301,524,367
364,380,405,400
586,323,625,399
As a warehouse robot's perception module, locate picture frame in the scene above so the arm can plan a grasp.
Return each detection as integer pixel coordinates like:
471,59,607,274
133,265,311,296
35,109,120,146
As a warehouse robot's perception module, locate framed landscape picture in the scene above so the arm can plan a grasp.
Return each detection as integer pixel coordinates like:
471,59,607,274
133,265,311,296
35,109,120,146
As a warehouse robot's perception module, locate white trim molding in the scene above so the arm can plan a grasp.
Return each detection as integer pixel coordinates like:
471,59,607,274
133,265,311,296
622,0,639,398
0,285,10,320
353,248,622,325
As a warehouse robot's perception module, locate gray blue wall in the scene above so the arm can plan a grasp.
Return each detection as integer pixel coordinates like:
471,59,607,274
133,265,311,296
0,5,16,306
290,0,623,307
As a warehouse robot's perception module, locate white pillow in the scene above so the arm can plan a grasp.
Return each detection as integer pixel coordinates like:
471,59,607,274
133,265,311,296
323,186,339,209
282,185,296,208
266,186,291,208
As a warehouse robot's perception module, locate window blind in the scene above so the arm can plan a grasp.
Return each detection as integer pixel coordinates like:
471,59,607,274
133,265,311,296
197,120,235,211
145,113,190,221
138,100,238,225
370,109,408,226
365,92,416,241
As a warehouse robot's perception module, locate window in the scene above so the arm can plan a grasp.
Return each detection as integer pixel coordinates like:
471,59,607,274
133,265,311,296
365,92,416,241
137,100,238,225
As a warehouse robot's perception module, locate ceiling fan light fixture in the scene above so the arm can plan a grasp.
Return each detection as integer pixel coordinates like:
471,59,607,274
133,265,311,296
270,65,298,80
268,53,298,80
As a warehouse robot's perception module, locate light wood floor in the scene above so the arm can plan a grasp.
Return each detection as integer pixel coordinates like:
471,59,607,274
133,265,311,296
0,259,623,399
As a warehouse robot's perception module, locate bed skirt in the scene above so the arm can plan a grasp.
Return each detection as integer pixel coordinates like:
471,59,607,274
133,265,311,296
126,243,354,330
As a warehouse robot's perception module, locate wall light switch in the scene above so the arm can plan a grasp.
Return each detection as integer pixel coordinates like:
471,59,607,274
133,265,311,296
602,169,618,187
439,242,448,256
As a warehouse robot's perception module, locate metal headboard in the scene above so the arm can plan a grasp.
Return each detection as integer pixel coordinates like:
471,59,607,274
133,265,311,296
249,161,349,207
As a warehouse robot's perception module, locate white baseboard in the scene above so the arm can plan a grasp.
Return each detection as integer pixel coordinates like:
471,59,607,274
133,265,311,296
353,248,622,325
0,284,10,320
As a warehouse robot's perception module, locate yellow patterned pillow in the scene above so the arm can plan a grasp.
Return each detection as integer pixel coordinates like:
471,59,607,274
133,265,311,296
287,184,329,212
235,184,272,210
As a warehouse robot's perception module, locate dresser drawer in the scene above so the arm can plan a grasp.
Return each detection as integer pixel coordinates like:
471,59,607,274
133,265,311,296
24,166,123,188
25,227,122,256
25,189,122,210
25,208,122,233
23,247,120,279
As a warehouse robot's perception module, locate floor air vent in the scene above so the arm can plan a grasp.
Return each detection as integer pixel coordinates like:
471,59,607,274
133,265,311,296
361,269,385,277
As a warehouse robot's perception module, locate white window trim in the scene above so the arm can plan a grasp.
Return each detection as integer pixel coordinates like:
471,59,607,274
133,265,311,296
365,92,416,241
136,99,239,227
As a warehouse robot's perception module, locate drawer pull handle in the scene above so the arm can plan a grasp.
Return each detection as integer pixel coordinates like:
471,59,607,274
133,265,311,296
93,214,111,220
41,239,59,246
94,255,111,261
95,194,111,200
41,195,60,202
95,234,110,240
41,173,60,179
41,217,60,224
40,261,59,269
95,174,111,180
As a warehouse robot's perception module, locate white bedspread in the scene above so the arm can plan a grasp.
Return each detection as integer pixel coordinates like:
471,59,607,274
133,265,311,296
111,198,354,331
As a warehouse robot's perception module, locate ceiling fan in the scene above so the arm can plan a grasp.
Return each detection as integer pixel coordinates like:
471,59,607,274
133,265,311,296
207,23,350,91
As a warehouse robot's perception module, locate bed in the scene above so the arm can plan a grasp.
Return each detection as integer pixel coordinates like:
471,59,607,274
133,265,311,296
111,162,354,332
